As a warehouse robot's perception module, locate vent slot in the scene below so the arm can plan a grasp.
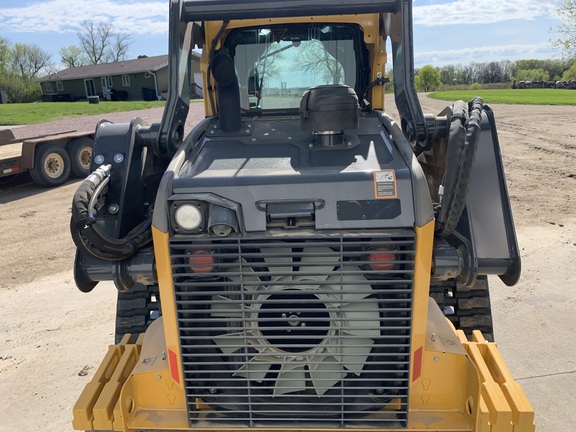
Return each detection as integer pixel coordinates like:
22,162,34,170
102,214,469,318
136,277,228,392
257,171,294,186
170,230,415,428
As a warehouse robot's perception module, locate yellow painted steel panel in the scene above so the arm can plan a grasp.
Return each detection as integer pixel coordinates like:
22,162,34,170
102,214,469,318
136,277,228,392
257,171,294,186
72,344,125,430
92,344,140,430
152,227,185,389
410,220,435,383
459,331,535,432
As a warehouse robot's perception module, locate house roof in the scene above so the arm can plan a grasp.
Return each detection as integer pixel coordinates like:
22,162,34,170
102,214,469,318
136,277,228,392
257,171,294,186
40,54,173,82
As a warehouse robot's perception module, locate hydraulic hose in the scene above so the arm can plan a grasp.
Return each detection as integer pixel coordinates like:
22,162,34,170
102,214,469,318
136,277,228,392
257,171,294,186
436,96,484,236
88,175,110,216
438,100,468,225
70,164,152,261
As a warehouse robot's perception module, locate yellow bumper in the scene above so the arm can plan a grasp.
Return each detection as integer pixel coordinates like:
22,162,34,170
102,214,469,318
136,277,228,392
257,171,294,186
457,330,535,432
73,313,534,432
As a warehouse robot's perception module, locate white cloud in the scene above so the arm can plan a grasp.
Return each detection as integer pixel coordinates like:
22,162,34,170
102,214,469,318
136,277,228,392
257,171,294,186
0,0,167,35
414,42,558,66
1,0,561,34
414,0,559,26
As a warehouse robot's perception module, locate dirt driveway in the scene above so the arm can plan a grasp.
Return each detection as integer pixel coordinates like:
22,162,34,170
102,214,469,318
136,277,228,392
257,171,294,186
0,96,575,431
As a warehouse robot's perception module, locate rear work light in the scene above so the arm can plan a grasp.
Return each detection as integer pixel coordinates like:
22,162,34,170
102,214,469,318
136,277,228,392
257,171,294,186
174,202,204,232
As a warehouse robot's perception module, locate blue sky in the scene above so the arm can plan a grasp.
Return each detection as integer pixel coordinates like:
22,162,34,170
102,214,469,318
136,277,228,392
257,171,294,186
0,0,566,70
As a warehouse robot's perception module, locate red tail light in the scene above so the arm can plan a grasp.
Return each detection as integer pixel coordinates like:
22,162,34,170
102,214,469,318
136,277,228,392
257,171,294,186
368,248,396,271
188,250,215,273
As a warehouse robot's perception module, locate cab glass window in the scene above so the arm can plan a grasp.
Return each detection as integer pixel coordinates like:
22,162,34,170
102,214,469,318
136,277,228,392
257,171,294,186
225,24,360,110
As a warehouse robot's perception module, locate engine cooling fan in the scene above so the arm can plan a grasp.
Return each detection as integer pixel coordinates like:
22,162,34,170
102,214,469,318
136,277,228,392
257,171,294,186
210,246,381,397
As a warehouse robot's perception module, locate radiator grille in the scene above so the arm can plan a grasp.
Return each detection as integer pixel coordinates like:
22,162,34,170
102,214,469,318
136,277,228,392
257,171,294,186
169,230,415,428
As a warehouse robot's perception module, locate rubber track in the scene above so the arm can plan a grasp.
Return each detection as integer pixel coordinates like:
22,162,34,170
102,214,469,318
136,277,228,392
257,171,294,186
429,276,494,341
114,280,492,343
115,283,161,344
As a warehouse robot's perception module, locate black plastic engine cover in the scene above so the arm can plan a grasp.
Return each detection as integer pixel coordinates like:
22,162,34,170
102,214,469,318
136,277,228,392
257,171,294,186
300,84,359,132
170,115,416,232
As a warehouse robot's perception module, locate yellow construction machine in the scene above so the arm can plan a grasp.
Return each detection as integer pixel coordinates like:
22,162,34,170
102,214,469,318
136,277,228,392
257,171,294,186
69,0,535,430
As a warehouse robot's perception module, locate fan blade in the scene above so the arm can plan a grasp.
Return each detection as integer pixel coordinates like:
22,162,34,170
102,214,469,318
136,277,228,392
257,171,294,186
262,247,294,281
225,258,261,291
309,355,342,396
211,295,244,318
213,332,246,355
234,359,272,382
341,337,374,376
274,365,307,396
293,247,340,282
342,301,381,339
325,268,373,302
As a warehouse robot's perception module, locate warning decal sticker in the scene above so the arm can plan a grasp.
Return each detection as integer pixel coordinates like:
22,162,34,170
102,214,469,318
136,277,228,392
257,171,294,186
373,170,397,199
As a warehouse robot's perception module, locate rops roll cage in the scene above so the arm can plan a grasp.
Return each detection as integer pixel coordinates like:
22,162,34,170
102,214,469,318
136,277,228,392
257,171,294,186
156,0,429,159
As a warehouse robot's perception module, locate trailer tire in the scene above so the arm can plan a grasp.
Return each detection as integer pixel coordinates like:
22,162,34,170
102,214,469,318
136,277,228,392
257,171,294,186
68,136,93,178
29,143,72,187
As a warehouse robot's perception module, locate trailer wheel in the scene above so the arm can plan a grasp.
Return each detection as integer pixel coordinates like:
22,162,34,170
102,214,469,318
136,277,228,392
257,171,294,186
68,136,93,178
29,143,72,187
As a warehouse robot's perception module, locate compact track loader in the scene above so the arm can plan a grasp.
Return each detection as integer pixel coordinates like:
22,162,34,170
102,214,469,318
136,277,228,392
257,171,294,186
69,0,534,430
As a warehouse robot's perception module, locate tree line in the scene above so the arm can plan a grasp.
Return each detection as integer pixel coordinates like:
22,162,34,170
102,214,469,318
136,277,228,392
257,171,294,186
412,59,576,93
411,0,576,92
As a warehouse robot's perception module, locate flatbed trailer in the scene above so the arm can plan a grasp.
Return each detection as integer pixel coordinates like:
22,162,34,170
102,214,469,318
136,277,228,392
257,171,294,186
0,128,94,187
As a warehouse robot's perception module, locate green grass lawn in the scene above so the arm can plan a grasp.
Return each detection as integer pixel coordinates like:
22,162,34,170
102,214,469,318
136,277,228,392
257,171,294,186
428,89,576,106
0,100,168,125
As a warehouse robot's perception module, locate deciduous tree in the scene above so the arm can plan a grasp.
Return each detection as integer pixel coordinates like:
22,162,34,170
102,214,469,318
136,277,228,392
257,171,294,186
561,62,576,80
59,45,87,68
0,37,10,71
512,59,568,81
551,0,576,58
0,39,49,102
76,20,134,65
478,61,505,84
10,43,52,80
414,65,442,92
514,69,550,82
108,33,133,63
